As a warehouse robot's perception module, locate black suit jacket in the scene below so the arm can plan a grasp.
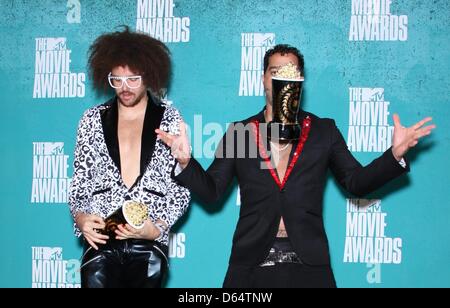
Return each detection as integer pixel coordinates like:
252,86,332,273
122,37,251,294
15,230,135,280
175,109,409,267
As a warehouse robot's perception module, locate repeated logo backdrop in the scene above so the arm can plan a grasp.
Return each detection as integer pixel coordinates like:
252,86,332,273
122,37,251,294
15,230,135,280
1,0,449,287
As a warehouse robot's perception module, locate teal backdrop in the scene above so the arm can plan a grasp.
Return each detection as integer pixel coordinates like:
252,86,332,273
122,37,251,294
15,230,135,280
0,0,448,287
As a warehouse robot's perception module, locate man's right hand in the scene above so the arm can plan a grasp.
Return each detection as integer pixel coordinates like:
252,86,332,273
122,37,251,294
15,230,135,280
75,213,109,250
155,121,191,169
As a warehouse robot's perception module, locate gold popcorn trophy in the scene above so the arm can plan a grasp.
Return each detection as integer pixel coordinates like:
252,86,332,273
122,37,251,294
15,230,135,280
100,200,148,236
269,62,304,141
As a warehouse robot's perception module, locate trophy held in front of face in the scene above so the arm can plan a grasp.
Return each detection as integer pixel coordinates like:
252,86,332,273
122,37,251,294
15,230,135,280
269,62,304,141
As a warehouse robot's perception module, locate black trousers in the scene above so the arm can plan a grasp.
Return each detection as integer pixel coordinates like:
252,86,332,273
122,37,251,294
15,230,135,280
223,262,336,288
223,263,336,288
80,239,168,288
223,238,337,288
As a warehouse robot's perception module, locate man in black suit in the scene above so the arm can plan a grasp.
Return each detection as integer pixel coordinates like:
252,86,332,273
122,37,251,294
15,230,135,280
156,44,435,287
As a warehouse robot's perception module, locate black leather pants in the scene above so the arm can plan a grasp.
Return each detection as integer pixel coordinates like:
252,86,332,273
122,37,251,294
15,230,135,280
80,239,169,288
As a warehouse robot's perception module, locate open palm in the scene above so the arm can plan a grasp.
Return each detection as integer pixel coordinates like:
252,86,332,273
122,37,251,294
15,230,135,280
155,121,191,168
392,114,435,161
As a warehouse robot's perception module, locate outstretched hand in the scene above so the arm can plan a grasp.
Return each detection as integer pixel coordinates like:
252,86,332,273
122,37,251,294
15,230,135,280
155,121,191,169
391,114,436,161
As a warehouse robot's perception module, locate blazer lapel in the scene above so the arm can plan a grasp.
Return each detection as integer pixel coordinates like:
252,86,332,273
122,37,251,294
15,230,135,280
252,108,312,190
140,93,166,175
100,98,121,172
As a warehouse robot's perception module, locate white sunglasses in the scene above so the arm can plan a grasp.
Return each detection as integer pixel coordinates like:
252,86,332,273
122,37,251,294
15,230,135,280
108,72,142,89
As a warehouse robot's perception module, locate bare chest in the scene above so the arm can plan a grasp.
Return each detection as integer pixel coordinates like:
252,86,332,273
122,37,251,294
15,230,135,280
118,119,144,188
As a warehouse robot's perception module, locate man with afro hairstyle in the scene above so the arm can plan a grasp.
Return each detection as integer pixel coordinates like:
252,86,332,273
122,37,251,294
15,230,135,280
69,27,190,288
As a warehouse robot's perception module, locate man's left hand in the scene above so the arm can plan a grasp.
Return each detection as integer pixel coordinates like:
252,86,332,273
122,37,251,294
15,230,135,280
391,113,436,161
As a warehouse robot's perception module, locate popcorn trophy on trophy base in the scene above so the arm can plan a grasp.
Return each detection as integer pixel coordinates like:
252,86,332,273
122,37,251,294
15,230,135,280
100,200,148,237
269,62,304,141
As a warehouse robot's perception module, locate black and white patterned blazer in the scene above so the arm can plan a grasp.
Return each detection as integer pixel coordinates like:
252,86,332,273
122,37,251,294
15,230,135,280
68,94,190,245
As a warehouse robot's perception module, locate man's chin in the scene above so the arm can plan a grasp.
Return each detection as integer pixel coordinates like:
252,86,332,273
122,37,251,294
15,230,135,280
118,98,138,107
117,91,146,108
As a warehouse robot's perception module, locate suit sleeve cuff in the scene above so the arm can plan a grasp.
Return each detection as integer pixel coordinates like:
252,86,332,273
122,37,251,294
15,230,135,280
174,163,184,176
386,147,410,173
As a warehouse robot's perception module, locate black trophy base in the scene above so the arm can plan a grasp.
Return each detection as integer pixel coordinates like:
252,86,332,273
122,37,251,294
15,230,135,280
99,207,126,237
268,122,301,141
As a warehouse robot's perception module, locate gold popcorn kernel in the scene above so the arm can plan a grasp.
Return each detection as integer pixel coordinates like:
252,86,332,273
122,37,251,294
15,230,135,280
123,201,148,228
274,62,302,80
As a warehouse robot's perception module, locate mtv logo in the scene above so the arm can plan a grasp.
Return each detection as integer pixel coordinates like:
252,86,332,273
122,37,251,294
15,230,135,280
43,142,64,155
46,37,67,51
42,247,63,260
253,33,276,47
361,88,384,102
367,200,382,212
356,199,382,212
